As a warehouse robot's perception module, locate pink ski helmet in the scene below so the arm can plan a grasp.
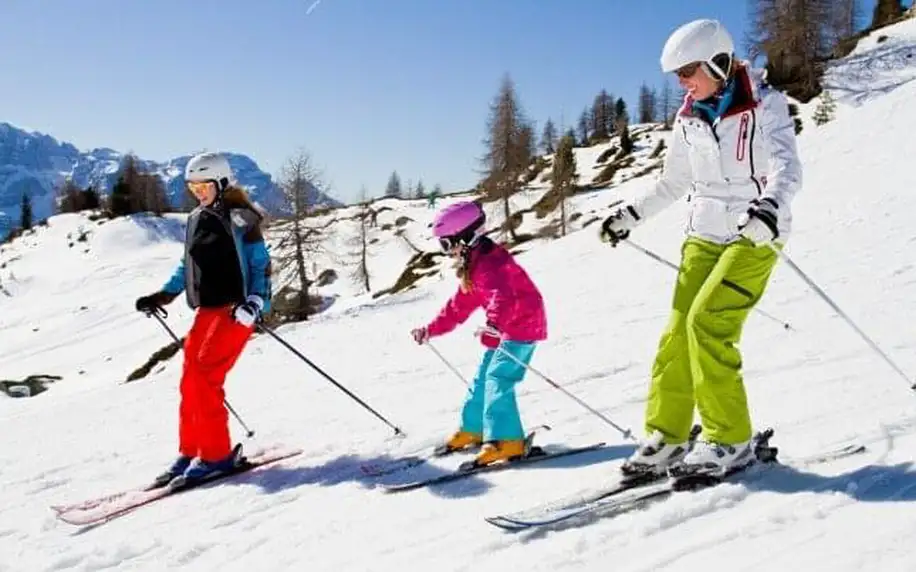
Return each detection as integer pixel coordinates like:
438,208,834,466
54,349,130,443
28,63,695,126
432,200,486,251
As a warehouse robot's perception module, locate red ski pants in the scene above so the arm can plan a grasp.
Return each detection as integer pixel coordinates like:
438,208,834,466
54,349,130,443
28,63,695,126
179,307,254,462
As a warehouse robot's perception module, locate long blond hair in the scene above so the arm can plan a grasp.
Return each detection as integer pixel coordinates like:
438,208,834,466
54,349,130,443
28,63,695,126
454,248,473,293
222,186,263,217
221,185,269,241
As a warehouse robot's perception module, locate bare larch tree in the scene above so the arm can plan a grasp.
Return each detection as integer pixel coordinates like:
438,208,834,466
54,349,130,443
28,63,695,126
480,73,533,243
551,133,578,237
350,186,372,293
274,149,335,320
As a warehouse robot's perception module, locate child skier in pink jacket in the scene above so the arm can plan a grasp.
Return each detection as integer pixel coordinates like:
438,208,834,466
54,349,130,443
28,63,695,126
410,201,547,466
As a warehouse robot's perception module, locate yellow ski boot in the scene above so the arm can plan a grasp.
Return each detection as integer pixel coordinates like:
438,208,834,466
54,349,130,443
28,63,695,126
473,440,527,466
442,430,482,453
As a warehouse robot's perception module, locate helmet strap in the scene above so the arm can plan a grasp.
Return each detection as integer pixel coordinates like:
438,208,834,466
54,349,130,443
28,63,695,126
705,53,733,82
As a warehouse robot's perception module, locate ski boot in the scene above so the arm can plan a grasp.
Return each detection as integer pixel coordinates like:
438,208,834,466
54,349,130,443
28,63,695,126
434,430,483,456
149,454,195,489
619,424,701,484
456,425,548,470
669,428,778,489
470,439,527,467
172,444,246,487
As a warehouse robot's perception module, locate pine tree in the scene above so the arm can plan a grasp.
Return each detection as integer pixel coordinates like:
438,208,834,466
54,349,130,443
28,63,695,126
56,178,86,213
659,78,674,128
614,98,629,126
385,171,402,198
109,177,132,216
540,118,558,154
602,92,617,135
591,91,613,141
812,90,837,125
577,108,590,145
638,83,657,123
82,187,101,210
871,0,903,29
20,192,32,230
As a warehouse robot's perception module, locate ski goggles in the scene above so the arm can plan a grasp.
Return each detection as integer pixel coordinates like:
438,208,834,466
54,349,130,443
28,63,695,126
675,62,702,79
187,180,215,193
438,236,461,252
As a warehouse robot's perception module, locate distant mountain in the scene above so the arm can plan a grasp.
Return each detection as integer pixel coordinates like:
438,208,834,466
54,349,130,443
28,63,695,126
0,122,341,238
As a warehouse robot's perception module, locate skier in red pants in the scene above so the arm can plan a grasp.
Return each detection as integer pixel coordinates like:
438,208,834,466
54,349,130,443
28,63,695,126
135,152,272,485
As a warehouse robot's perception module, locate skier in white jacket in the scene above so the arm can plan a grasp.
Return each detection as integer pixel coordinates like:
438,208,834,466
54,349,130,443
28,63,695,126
600,19,802,478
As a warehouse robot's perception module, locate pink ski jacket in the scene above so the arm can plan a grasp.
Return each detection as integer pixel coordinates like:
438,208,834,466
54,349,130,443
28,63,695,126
426,239,547,343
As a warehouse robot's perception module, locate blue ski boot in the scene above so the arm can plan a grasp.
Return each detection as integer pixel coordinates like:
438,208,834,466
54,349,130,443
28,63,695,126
150,454,194,489
173,444,245,487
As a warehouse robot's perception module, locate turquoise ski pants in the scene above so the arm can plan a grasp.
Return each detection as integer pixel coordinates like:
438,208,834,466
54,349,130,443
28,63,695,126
460,341,536,441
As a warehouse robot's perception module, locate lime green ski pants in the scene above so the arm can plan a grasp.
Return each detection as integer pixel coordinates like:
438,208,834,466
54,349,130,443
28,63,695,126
645,236,779,445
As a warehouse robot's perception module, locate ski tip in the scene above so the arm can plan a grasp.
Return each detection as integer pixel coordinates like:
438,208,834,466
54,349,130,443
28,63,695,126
484,516,527,531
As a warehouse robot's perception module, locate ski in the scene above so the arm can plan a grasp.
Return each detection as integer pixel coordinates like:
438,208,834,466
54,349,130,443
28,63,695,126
382,441,607,493
487,459,764,531
790,442,866,465
485,429,867,531
359,442,473,477
52,445,303,527
362,424,552,478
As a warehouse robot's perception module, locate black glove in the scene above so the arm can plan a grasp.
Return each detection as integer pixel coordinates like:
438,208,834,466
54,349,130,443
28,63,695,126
738,197,779,246
599,205,641,247
135,291,177,314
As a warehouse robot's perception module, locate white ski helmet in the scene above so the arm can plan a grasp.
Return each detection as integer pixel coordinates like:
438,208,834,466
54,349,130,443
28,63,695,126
660,19,734,81
185,152,234,191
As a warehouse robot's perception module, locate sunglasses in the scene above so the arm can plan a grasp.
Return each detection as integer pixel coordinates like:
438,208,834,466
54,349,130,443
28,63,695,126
675,62,702,79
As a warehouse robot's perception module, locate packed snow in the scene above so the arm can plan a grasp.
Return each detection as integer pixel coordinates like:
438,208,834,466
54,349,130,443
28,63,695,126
2,18,916,572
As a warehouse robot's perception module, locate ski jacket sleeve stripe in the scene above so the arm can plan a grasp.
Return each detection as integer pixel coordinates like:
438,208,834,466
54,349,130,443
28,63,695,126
758,90,802,210
631,118,693,220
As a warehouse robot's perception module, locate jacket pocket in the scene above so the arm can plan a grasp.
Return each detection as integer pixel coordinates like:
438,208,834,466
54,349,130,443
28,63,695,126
688,197,743,242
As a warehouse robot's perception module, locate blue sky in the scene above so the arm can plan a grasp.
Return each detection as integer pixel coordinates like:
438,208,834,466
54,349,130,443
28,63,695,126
0,0,892,204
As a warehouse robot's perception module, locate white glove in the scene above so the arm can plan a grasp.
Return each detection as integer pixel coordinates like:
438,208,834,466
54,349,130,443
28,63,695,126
600,205,641,246
233,295,264,327
738,198,779,246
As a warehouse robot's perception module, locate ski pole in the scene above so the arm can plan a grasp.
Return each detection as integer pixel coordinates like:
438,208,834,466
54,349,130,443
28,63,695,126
146,307,256,437
771,246,915,391
622,240,793,331
257,323,405,436
425,342,470,388
493,345,636,442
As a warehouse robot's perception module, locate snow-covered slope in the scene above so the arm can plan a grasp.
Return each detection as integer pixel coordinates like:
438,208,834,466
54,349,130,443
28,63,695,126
2,19,916,572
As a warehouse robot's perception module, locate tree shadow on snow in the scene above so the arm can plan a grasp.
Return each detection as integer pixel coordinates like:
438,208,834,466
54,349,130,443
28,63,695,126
231,443,636,501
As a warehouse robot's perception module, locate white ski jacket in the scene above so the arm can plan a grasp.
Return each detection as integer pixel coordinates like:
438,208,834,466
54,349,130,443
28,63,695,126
632,62,802,245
